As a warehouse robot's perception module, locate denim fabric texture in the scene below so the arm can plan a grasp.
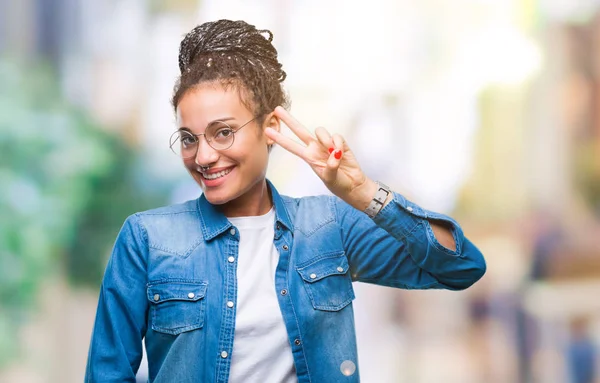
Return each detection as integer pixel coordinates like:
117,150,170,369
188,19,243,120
85,180,486,382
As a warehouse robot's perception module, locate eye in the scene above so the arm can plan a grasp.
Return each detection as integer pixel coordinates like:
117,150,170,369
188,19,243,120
214,128,233,140
180,134,197,147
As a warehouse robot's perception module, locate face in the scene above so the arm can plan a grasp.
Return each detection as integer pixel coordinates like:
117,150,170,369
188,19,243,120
176,82,278,215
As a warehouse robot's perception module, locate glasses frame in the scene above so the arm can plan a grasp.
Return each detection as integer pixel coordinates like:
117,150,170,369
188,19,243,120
169,116,258,159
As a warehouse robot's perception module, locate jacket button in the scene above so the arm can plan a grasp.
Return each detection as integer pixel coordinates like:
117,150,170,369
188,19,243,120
153,294,160,301
407,206,413,212
310,273,317,279
340,360,356,376
228,256,235,263
188,292,195,299
280,289,287,296
221,351,228,358
282,245,289,251
294,339,301,346
337,267,344,272
230,228,236,235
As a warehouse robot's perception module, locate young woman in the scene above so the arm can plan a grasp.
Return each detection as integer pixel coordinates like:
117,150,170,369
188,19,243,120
85,19,486,383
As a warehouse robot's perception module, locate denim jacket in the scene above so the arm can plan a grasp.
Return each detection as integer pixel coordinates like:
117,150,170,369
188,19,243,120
85,180,486,382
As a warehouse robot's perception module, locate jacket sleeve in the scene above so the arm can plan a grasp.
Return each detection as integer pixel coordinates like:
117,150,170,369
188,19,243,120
85,214,149,382
335,192,486,290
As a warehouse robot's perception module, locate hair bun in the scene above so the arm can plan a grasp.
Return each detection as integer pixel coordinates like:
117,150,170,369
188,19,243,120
172,19,290,114
178,19,279,77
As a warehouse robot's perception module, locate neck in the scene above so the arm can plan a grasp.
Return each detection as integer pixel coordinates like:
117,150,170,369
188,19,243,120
220,179,273,218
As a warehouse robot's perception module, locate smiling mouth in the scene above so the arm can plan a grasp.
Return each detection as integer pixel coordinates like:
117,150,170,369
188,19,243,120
198,167,233,180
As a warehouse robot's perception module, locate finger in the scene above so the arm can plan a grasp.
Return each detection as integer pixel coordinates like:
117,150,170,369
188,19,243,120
323,148,343,183
314,126,333,151
331,133,348,151
265,127,306,159
274,106,313,145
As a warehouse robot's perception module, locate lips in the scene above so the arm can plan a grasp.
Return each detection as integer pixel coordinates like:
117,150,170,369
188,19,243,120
197,166,234,180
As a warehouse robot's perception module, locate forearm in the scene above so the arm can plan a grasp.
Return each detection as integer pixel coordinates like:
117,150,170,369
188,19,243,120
370,193,485,289
343,177,456,252
86,215,148,382
337,189,486,290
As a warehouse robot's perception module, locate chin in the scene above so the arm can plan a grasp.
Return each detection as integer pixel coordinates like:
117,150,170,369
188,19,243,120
200,182,243,206
202,191,232,205
192,170,264,207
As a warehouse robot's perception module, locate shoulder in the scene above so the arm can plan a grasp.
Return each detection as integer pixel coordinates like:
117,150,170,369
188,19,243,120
130,199,201,237
132,199,199,227
280,193,334,209
135,199,198,217
279,194,340,236
281,193,356,217
125,199,203,256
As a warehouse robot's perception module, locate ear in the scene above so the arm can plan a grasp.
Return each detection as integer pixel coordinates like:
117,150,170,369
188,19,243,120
262,112,280,146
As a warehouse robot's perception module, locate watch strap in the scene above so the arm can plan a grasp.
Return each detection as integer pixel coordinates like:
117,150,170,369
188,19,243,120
364,182,390,218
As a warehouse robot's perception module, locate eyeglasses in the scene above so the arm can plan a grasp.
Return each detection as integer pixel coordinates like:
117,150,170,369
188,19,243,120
169,116,258,159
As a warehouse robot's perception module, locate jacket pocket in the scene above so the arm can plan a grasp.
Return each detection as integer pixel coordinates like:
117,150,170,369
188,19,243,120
147,280,207,335
296,252,355,311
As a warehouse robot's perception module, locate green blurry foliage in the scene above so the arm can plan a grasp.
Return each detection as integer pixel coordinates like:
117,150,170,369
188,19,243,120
0,59,168,365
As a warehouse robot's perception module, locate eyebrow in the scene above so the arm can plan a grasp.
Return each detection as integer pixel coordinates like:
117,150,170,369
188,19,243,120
179,117,237,131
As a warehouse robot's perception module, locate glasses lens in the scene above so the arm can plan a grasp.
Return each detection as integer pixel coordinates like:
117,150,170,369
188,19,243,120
169,131,198,158
206,121,235,150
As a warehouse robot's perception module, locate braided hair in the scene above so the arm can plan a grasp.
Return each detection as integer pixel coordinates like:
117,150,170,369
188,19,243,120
172,20,290,122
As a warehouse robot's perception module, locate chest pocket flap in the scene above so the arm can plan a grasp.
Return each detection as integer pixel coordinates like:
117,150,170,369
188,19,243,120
296,252,355,311
147,280,207,335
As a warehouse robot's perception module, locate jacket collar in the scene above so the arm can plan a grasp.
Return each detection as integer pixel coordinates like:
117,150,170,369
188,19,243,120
197,179,293,241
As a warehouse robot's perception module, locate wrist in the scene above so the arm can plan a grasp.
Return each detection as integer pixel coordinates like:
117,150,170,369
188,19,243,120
343,178,377,211
364,181,392,218
345,178,392,217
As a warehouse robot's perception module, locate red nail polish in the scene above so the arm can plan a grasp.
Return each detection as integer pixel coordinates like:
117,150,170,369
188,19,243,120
328,147,334,154
334,150,342,160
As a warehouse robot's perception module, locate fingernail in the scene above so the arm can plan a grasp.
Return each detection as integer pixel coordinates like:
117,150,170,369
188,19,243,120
328,147,334,154
334,150,342,160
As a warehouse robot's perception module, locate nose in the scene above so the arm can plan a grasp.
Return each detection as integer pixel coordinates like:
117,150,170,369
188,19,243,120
194,136,219,167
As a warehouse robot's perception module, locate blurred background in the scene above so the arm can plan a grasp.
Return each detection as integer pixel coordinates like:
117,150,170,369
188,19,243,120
1,0,599,382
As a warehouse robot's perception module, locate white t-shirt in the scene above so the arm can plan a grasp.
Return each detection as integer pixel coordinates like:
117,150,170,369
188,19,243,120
227,208,297,383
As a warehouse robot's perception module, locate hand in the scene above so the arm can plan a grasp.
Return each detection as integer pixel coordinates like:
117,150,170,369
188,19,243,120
265,106,377,210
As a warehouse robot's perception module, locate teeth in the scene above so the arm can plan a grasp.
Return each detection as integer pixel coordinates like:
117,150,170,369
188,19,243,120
200,168,232,180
